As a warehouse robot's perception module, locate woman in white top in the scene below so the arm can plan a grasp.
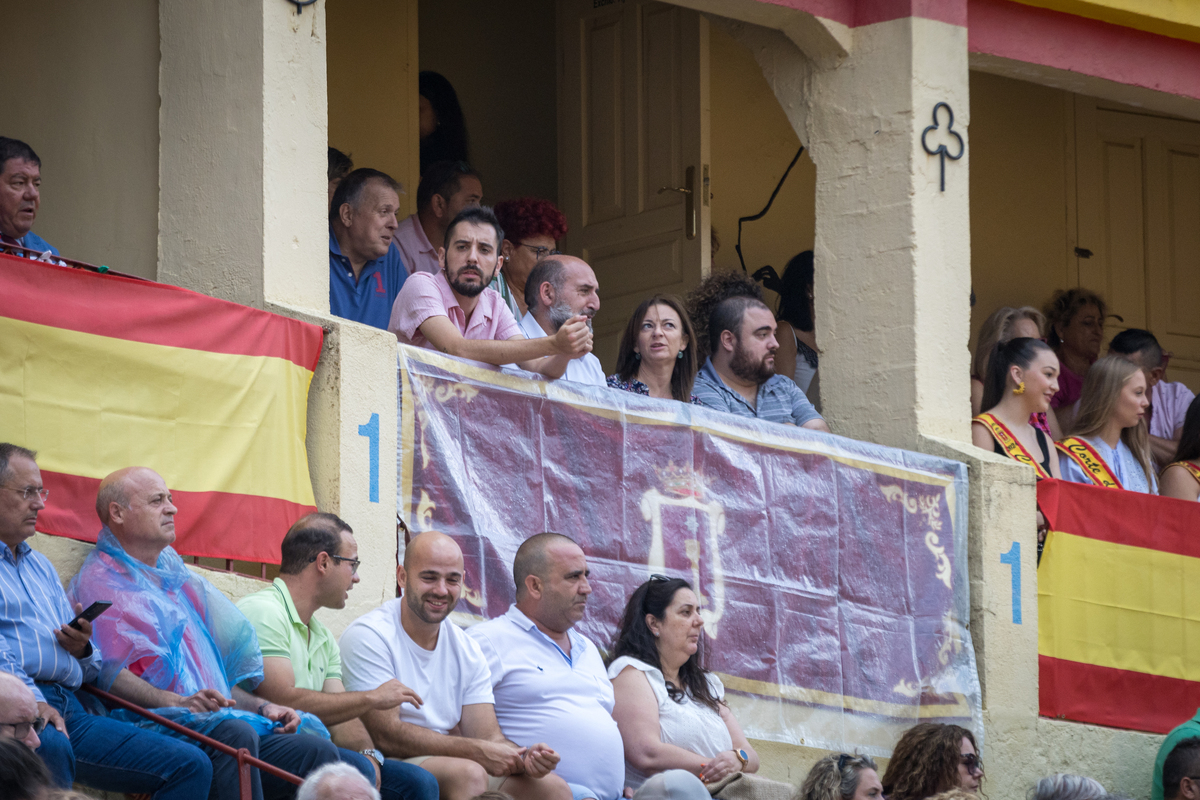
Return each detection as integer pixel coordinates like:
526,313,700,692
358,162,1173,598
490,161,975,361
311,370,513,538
1057,355,1158,494
607,576,759,800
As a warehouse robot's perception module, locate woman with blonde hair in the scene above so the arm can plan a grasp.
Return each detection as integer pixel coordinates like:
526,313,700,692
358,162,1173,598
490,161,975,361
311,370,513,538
1057,356,1157,493
971,306,1061,438
795,753,882,800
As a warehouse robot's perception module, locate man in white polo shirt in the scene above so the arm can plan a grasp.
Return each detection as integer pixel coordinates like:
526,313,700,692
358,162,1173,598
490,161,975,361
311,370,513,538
339,531,571,800
505,258,606,387
467,534,624,800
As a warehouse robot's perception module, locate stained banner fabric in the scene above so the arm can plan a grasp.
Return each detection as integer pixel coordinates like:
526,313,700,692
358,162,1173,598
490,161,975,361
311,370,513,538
0,253,323,563
397,345,981,755
1038,478,1200,733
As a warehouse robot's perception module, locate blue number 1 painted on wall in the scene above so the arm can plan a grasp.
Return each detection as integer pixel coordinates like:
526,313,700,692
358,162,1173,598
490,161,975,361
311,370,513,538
358,413,380,503
1000,542,1021,624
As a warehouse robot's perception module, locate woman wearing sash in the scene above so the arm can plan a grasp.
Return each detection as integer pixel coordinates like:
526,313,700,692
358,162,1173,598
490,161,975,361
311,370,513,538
972,337,1062,481
1161,395,1200,501
1057,356,1157,493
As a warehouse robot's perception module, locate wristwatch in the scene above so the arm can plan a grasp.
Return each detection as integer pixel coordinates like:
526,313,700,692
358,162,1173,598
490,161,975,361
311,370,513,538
733,749,749,770
361,748,384,766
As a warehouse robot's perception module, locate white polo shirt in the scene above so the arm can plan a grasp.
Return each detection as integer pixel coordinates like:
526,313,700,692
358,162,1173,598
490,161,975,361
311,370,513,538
339,598,494,736
505,312,607,387
468,605,625,800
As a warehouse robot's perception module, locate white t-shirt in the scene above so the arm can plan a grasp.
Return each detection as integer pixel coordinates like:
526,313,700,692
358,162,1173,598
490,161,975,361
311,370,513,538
469,605,625,800
607,655,732,789
501,312,608,387
339,598,494,735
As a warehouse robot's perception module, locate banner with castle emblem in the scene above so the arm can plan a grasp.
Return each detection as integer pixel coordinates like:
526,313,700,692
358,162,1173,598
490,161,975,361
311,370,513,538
397,345,981,756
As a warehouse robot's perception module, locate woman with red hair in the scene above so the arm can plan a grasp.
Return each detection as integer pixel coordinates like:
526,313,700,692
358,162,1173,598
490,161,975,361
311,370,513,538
491,198,569,318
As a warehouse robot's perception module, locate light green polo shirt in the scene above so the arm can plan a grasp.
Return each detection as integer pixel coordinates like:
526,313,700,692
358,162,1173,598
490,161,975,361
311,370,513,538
238,578,341,691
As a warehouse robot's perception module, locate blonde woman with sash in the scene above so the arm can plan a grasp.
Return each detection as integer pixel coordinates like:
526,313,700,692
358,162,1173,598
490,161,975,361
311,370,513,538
972,337,1062,481
1161,395,1200,501
1057,356,1157,493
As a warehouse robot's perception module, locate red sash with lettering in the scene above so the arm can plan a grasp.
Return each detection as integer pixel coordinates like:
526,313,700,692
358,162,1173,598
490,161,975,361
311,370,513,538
1056,437,1123,489
1165,460,1200,485
973,413,1051,480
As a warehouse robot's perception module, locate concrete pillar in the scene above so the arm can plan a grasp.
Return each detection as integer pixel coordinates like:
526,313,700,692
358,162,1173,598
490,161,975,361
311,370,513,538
806,14,972,451
158,0,328,313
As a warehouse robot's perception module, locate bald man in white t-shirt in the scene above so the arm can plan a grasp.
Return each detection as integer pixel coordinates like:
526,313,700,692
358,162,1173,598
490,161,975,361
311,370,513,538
340,532,572,800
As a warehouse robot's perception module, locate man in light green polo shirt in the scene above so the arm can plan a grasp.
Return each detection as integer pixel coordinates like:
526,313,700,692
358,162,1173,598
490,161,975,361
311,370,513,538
238,512,438,800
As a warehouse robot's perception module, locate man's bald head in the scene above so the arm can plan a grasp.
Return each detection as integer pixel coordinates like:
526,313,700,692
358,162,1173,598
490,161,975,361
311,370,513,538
399,531,465,626
0,671,41,750
513,532,578,599
95,466,156,525
402,530,462,572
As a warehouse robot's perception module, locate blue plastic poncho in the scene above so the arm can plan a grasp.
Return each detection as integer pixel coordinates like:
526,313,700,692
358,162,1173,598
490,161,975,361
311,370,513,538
68,528,328,740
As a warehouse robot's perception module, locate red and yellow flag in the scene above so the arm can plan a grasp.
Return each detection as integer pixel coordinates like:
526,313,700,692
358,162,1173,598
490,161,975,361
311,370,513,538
1038,478,1200,733
0,254,323,563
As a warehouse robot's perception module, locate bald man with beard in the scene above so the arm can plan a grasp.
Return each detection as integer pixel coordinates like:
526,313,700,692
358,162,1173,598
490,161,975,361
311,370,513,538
506,256,604,387
339,532,571,800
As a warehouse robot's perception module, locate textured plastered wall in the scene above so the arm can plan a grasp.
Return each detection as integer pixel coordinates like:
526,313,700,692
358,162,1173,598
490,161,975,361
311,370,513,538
327,0,420,218
806,16,972,450
159,0,328,313
3,1,159,279
708,23,817,289
418,0,558,204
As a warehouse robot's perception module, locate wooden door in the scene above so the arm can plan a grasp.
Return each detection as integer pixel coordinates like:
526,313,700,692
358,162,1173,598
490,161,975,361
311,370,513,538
1075,101,1200,391
558,0,711,371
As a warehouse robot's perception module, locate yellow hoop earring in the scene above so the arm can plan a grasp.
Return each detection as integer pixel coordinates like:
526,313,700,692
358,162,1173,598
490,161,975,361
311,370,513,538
1013,381,1026,395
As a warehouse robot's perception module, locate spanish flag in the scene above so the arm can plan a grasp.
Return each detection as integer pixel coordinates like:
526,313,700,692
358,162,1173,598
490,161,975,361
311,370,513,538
1038,478,1200,733
0,253,323,564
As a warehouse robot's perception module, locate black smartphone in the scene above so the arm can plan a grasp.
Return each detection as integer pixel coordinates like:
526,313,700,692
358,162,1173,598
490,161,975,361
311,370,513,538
68,601,112,630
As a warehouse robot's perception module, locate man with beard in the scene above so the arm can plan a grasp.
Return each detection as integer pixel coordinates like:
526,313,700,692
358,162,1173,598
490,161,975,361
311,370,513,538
467,534,623,800
238,513,439,800
505,257,604,386
339,532,571,800
692,296,829,431
388,206,592,379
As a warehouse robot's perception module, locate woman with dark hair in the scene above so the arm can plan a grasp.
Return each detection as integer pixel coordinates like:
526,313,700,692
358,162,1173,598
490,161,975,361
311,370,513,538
795,753,882,800
608,296,701,404
1043,288,1107,432
1158,395,1200,501
419,71,470,175
1057,356,1156,493
881,722,983,800
769,251,820,406
971,338,1062,481
607,577,759,799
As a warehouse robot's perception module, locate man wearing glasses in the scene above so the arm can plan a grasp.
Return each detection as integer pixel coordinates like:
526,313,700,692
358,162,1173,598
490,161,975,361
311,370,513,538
239,513,439,800
0,444,213,795
0,671,47,750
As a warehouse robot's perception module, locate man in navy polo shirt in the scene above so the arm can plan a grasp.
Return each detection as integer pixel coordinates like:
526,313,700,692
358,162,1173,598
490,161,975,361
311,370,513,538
330,168,408,329
0,137,59,258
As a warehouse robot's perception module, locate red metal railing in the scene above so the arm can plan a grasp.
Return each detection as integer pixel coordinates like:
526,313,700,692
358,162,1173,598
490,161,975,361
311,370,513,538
81,684,303,800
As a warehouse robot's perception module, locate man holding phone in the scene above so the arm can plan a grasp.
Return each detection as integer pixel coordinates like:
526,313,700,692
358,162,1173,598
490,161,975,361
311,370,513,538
0,443,216,795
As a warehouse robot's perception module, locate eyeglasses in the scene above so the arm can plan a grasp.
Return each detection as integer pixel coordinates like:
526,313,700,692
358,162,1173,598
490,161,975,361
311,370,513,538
837,753,852,772
309,554,361,574
2,485,49,502
0,717,48,739
650,573,670,582
516,243,561,261
960,753,983,775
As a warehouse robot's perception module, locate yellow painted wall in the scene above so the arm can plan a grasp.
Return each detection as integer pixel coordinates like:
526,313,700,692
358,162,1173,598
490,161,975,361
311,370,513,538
709,23,817,304
4,0,159,279
327,0,421,218
968,71,1074,350
418,0,559,205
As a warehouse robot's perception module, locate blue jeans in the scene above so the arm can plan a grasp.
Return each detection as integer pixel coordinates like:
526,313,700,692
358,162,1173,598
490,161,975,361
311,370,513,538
201,718,340,800
36,682,212,797
340,748,440,800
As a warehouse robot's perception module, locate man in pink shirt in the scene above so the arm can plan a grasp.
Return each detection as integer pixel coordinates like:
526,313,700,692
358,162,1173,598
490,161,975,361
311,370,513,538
395,161,483,276
389,206,592,379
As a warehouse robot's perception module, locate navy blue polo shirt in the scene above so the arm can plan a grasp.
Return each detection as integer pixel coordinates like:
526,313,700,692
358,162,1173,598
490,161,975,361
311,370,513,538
329,229,408,330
